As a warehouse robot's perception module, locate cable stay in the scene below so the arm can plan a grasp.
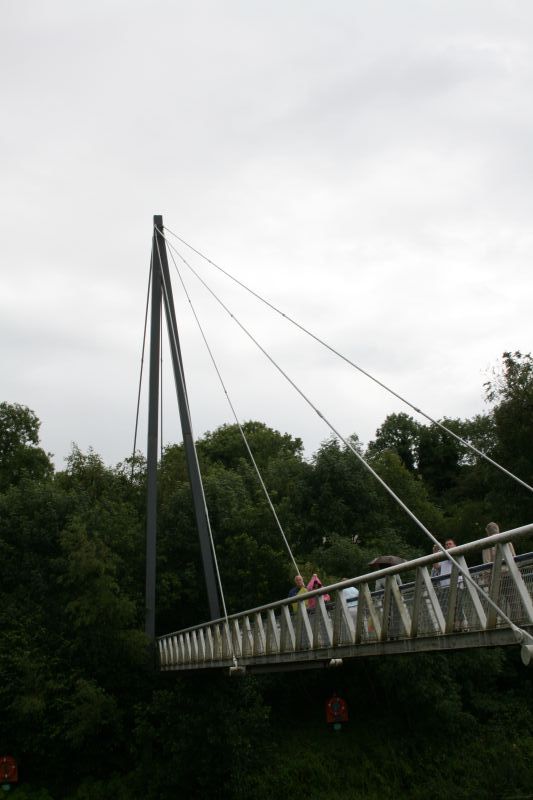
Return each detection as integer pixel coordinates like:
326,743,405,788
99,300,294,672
142,218,532,671
155,226,532,647
161,225,533,496
131,251,153,477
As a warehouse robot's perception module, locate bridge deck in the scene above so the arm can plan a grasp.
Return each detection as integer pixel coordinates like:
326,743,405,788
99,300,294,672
158,525,533,672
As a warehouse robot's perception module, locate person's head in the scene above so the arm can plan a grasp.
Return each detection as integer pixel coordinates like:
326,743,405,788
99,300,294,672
445,538,456,549
432,543,441,554
486,521,499,537
310,573,322,589
294,575,304,588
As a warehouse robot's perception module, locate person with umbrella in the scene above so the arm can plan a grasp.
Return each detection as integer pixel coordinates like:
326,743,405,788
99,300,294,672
368,555,405,591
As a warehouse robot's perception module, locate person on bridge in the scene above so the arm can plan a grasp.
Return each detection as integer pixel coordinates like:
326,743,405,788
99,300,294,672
306,574,331,611
483,521,516,564
431,543,442,580
439,538,456,587
482,522,518,617
438,538,467,629
288,575,308,613
341,579,359,619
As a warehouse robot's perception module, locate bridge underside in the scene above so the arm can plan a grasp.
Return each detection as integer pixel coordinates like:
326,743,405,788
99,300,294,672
160,625,532,673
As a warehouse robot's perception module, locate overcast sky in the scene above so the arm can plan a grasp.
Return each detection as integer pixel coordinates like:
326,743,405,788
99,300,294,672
1,1,532,469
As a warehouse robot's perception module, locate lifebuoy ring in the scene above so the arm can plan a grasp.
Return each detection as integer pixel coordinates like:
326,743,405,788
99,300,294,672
325,694,349,723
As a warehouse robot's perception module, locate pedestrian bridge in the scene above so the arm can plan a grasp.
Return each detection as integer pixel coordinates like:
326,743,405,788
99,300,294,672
143,220,533,674
158,523,533,673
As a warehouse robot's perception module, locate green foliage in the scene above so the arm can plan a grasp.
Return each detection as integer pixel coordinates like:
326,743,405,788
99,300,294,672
369,450,445,545
307,437,384,543
2,354,533,799
197,420,303,471
131,677,270,800
417,419,463,495
10,789,55,800
367,411,421,471
485,349,533,405
59,517,135,629
308,533,363,581
62,679,121,749
218,532,289,609
483,351,533,529
0,402,53,490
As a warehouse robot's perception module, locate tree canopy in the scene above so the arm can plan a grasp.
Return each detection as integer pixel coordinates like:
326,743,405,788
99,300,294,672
1,352,533,799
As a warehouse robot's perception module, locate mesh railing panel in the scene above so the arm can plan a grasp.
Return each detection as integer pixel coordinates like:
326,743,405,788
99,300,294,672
159,552,533,668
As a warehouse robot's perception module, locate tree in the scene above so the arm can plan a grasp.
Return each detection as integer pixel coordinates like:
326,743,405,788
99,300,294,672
367,412,422,472
483,351,533,529
484,351,533,480
306,437,384,544
155,423,309,630
197,421,303,473
0,402,53,490
3,392,533,800
416,420,463,496
368,450,445,547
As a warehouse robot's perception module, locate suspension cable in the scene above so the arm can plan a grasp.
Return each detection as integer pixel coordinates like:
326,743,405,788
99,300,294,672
162,225,533,495
156,228,528,636
165,243,300,575
131,252,152,479
153,233,238,664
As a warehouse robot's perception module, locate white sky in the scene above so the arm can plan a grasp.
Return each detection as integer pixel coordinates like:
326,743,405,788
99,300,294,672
1,0,532,468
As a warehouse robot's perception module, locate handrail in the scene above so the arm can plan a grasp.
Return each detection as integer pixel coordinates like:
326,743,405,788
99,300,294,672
158,522,533,639
158,525,533,671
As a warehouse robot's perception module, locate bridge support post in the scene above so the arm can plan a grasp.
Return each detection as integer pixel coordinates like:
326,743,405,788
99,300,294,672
145,239,161,640
145,216,221,639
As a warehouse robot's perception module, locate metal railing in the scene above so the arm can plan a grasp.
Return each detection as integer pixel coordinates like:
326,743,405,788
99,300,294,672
157,523,533,672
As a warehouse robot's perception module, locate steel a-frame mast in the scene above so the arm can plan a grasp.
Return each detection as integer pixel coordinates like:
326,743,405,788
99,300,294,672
145,215,221,640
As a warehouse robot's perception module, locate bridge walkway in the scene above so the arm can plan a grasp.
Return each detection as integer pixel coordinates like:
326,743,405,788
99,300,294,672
158,524,533,673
